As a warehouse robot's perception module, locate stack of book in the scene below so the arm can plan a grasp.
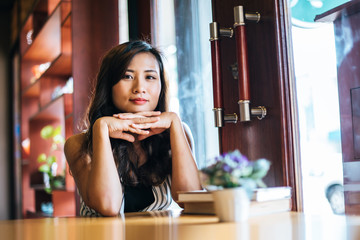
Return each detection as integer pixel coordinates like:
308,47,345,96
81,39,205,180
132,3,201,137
178,186,292,216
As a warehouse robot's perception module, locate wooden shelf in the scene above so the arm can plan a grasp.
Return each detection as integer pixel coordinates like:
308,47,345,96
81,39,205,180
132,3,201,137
21,2,72,91
22,52,72,97
22,5,61,62
30,94,65,121
22,80,40,98
19,0,75,218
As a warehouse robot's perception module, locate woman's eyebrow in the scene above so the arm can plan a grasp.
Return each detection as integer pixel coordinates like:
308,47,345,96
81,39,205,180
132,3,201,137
144,69,158,73
125,69,158,74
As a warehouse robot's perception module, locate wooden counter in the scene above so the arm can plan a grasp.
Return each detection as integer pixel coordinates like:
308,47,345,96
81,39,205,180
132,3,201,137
1,211,360,239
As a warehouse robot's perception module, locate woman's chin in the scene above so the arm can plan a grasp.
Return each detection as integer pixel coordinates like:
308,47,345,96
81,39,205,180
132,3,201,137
127,107,156,113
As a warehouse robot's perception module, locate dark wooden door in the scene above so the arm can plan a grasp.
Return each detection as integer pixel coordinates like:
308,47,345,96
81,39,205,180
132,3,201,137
211,0,298,209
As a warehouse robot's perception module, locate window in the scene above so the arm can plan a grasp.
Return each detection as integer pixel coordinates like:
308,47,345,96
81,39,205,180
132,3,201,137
290,0,348,214
118,0,129,43
151,0,219,168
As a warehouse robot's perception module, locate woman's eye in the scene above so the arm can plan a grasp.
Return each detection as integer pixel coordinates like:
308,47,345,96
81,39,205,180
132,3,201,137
146,75,157,80
123,75,133,80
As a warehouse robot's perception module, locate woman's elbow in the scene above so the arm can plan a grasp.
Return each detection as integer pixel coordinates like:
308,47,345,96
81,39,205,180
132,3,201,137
86,193,122,216
98,205,121,216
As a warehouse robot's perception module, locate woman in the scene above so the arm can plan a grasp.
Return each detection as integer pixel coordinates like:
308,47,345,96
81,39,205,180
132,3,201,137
64,40,201,216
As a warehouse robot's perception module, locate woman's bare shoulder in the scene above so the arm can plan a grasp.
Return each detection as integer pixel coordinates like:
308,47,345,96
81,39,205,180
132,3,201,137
64,132,87,165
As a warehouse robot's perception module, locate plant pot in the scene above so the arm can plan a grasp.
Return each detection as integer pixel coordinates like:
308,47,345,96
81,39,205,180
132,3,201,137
212,187,250,222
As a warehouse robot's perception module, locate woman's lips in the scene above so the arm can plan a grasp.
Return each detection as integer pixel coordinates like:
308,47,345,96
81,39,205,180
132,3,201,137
130,98,148,105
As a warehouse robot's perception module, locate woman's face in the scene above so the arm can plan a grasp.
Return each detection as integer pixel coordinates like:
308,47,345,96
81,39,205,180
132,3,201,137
112,52,161,113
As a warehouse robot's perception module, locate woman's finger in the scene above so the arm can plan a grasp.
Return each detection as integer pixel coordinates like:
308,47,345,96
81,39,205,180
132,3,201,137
132,116,160,124
114,111,161,119
135,111,161,117
113,113,146,119
131,123,153,129
128,126,150,135
110,132,136,142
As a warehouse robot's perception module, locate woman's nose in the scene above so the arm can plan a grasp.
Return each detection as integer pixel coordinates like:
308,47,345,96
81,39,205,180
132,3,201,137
133,79,146,93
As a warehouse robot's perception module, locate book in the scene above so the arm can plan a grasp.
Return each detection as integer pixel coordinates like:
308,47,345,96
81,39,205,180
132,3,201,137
178,190,214,202
182,198,292,216
178,187,292,203
178,187,292,216
252,186,292,202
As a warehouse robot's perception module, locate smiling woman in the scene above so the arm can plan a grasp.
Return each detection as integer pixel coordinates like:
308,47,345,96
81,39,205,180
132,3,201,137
111,52,161,113
64,40,202,216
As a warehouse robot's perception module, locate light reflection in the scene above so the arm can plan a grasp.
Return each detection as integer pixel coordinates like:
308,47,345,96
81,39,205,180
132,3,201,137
26,29,33,45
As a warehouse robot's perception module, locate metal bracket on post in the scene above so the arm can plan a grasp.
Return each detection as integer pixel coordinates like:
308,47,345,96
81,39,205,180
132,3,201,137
234,5,267,122
210,22,238,127
210,9,263,127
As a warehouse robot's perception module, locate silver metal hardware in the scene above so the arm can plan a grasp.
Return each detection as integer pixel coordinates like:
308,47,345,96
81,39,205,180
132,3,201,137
219,28,233,38
238,100,251,122
224,113,238,123
209,22,219,41
245,12,261,23
234,6,245,26
213,108,224,127
234,6,261,26
238,100,267,122
251,106,267,120
213,108,238,127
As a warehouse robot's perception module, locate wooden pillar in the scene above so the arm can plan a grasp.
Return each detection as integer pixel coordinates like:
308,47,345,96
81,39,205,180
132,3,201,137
72,0,119,133
72,0,119,214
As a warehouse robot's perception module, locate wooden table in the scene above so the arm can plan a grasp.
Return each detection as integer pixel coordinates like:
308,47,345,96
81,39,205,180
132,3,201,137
1,211,360,240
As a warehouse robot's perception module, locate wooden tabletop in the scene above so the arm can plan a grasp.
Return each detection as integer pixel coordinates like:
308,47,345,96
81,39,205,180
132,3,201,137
1,211,360,240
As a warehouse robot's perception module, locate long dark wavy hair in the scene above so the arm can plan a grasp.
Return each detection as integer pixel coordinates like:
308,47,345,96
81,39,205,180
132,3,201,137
83,40,171,186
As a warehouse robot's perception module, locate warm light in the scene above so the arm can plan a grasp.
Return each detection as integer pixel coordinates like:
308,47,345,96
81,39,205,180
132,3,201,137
31,62,51,83
21,138,30,156
26,30,33,45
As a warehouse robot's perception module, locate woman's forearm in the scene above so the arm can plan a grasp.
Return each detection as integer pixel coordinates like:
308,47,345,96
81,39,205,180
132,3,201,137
169,115,202,200
86,118,123,215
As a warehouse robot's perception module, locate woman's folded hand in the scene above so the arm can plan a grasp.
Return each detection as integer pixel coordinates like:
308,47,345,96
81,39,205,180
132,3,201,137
113,111,178,141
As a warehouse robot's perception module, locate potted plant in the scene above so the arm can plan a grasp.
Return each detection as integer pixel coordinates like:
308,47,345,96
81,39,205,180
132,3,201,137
200,150,271,222
37,125,66,194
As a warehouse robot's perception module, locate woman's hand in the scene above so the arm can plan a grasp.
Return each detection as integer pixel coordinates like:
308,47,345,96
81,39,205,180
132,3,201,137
95,114,160,142
115,110,202,201
114,111,176,141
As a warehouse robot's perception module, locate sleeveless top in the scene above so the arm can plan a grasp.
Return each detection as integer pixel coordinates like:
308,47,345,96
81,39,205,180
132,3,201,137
79,175,173,216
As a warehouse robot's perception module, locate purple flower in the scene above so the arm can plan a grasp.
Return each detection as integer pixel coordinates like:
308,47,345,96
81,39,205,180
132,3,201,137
200,149,270,189
222,164,232,173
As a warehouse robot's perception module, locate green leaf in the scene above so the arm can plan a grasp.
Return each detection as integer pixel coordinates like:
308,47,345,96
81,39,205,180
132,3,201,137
53,134,65,144
37,153,47,163
44,187,52,194
251,159,271,179
47,155,57,165
53,126,62,136
40,125,54,139
52,178,64,189
39,164,50,173
255,179,267,188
